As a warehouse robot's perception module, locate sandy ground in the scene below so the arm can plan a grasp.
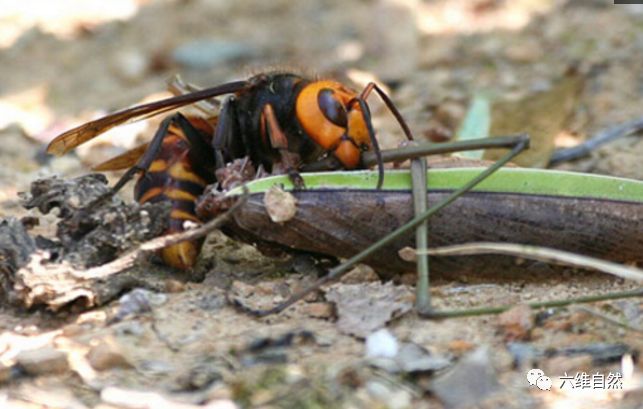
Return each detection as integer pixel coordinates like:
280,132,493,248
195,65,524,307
0,1,642,408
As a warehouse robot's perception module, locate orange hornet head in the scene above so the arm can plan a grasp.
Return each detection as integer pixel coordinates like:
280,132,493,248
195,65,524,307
295,81,371,168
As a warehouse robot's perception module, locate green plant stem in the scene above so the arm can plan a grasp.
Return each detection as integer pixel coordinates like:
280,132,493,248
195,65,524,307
423,288,643,319
410,155,430,313
362,135,526,166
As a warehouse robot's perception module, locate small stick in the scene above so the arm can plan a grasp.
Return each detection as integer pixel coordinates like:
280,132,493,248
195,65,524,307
404,242,643,319
572,305,643,334
167,74,220,115
251,135,530,316
77,190,247,279
412,242,643,282
549,116,643,165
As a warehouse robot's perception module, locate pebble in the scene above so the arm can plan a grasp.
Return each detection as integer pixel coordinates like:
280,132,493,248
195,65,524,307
394,343,450,373
340,264,379,284
16,347,69,376
115,288,167,321
429,347,499,408
366,329,399,359
507,342,540,368
87,338,131,371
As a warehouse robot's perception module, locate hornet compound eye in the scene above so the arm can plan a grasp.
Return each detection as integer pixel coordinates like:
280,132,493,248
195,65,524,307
317,88,348,127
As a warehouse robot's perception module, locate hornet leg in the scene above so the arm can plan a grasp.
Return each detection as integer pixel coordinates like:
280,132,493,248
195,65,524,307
262,103,305,189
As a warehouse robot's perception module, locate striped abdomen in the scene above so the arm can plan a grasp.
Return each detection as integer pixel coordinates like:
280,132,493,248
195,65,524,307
135,115,217,269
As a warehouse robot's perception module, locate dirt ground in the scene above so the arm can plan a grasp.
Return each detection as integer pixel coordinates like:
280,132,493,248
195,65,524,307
1,0,642,408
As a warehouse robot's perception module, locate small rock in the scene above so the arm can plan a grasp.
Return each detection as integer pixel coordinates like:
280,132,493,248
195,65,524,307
369,339,451,374
366,329,399,359
394,343,450,373
497,304,534,341
429,347,500,409
340,264,379,284
115,288,167,321
302,302,335,319
87,338,131,371
16,347,69,376
507,342,541,368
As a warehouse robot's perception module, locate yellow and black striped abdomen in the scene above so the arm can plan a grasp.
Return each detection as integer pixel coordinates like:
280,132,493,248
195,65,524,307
135,115,217,269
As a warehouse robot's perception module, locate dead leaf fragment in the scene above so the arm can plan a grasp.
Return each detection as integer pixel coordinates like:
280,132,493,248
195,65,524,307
485,72,584,167
264,185,297,223
325,282,413,338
